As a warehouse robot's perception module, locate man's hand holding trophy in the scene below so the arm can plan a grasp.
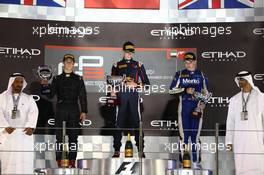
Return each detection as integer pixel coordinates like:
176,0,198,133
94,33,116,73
33,65,54,94
169,86,212,118
106,75,126,106
191,89,212,118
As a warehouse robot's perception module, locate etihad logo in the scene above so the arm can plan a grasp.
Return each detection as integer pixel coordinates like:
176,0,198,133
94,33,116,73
254,74,264,81
151,120,178,130
208,96,230,107
202,51,246,62
253,28,264,38
0,46,41,59
47,119,92,127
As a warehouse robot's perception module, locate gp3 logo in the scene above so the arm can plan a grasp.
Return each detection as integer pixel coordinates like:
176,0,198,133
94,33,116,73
58,56,104,79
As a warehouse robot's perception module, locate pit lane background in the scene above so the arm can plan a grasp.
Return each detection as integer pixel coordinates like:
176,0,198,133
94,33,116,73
0,18,264,136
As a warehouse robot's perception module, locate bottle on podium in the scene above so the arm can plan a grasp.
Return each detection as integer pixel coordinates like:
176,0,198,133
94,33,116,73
61,121,69,168
125,133,133,158
61,146,69,168
183,150,191,168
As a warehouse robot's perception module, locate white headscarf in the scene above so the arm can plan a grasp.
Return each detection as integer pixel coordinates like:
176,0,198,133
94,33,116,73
6,73,27,94
235,71,260,92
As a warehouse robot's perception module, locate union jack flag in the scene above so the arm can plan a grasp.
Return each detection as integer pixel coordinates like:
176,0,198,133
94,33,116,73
178,0,254,9
0,0,66,7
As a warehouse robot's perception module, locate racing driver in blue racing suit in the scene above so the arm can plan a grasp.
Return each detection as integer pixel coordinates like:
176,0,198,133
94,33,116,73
170,52,209,169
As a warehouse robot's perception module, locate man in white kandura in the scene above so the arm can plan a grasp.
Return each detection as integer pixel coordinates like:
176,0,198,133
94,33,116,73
0,73,39,174
225,71,264,175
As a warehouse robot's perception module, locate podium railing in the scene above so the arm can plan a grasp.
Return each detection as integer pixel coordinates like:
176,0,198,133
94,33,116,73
0,124,264,175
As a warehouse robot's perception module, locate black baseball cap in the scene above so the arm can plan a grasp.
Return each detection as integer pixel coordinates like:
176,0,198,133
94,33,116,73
123,41,135,53
184,52,196,61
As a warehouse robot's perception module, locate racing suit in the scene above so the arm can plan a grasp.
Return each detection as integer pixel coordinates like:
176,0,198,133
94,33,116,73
170,68,208,163
111,58,150,152
47,71,87,161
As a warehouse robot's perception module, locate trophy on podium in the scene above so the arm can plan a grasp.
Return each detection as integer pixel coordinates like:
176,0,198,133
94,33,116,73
106,75,126,106
33,65,54,94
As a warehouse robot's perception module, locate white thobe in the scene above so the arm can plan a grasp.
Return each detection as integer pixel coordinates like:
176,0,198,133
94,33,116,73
0,92,38,174
226,89,264,175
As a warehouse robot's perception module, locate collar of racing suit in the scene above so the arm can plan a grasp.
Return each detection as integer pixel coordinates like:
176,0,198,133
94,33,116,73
62,71,74,77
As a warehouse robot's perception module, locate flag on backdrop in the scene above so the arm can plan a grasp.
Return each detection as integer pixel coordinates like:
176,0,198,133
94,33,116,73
178,0,254,9
0,0,66,7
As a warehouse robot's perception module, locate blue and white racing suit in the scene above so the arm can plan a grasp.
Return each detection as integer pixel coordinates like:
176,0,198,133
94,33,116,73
170,68,209,163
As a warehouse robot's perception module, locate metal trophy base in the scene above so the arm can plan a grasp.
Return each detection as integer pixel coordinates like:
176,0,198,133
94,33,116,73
46,168,79,175
40,85,51,95
34,168,85,175
77,158,177,175
166,169,213,175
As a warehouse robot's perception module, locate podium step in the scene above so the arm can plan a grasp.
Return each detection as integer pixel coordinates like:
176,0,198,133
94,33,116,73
34,159,213,175
167,169,213,175
78,158,176,175
35,168,84,175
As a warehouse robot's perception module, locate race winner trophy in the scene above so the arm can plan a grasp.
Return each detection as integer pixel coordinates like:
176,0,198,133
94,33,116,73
192,89,212,118
169,87,185,94
33,65,54,94
106,75,126,106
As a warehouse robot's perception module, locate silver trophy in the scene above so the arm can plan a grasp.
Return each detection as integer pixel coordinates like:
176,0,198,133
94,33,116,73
33,65,54,94
169,73,185,95
192,89,212,118
169,87,185,94
106,75,126,106
193,89,212,103
106,75,126,85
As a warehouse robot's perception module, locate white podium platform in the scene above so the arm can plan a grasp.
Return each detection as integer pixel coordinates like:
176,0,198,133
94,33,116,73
34,168,86,175
34,158,213,175
166,169,213,175
77,158,207,175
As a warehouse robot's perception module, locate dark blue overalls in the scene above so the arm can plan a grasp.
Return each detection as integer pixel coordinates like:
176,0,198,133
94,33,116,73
111,58,150,151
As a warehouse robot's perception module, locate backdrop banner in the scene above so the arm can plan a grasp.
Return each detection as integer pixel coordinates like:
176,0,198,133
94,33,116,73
1,17,263,135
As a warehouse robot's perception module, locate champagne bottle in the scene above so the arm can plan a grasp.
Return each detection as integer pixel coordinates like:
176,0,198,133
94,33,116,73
125,133,133,158
61,122,69,168
61,144,69,168
183,150,191,168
